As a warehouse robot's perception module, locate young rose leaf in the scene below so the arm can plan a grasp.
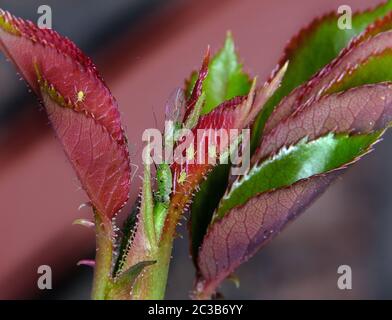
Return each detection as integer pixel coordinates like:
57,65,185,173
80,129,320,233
189,164,230,263
195,129,385,297
185,36,248,261
251,0,392,148
259,84,392,160
284,22,392,126
184,92,206,130
161,70,285,274
195,172,338,299
185,71,198,99
186,45,282,262
184,33,252,114
308,31,392,97
264,20,392,135
0,9,130,219
195,82,392,298
192,10,392,264
201,32,252,114
171,92,251,200
182,36,252,193
217,83,392,219
195,12,392,296
172,65,286,199
40,86,131,220
216,132,379,219
183,50,210,124
326,47,392,94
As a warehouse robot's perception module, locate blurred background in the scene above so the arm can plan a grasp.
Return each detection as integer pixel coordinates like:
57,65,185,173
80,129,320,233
0,0,391,300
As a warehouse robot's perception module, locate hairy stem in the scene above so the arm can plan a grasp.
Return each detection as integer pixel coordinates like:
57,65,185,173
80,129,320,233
123,169,206,299
148,193,190,298
91,210,114,300
128,196,185,299
129,253,169,300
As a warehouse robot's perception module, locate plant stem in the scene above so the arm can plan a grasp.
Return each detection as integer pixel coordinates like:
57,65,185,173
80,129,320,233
146,198,186,298
128,201,183,300
130,251,169,300
142,163,157,250
91,210,113,300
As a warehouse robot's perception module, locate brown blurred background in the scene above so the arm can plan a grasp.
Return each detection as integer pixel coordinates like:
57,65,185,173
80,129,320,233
0,0,391,300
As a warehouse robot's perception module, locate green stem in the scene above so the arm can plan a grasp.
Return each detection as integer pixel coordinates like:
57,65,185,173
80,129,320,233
128,201,182,300
152,235,173,298
130,252,170,300
139,202,183,299
91,210,114,300
143,163,157,249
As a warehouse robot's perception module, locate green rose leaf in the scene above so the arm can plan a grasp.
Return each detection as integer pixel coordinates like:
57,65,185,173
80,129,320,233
186,33,252,261
251,0,392,149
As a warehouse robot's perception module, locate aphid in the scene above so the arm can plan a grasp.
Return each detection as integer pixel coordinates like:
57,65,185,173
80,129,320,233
151,90,184,239
177,170,187,185
76,90,85,103
153,163,172,239
155,163,172,204
73,84,89,104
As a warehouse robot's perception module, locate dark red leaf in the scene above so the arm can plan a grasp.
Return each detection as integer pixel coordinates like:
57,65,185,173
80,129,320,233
195,82,392,298
195,172,338,299
0,10,130,218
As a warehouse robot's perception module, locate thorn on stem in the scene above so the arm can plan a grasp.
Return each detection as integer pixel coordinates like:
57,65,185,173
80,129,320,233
72,218,95,228
77,260,95,268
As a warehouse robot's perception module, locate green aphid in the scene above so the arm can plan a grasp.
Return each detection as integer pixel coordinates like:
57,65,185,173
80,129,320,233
177,170,187,185
153,163,172,239
155,163,172,204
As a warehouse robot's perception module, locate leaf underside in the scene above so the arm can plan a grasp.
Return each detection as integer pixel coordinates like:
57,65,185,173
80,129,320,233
215,131,381,219
251,0,392,149
0,9,131,218
195,2,392,298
